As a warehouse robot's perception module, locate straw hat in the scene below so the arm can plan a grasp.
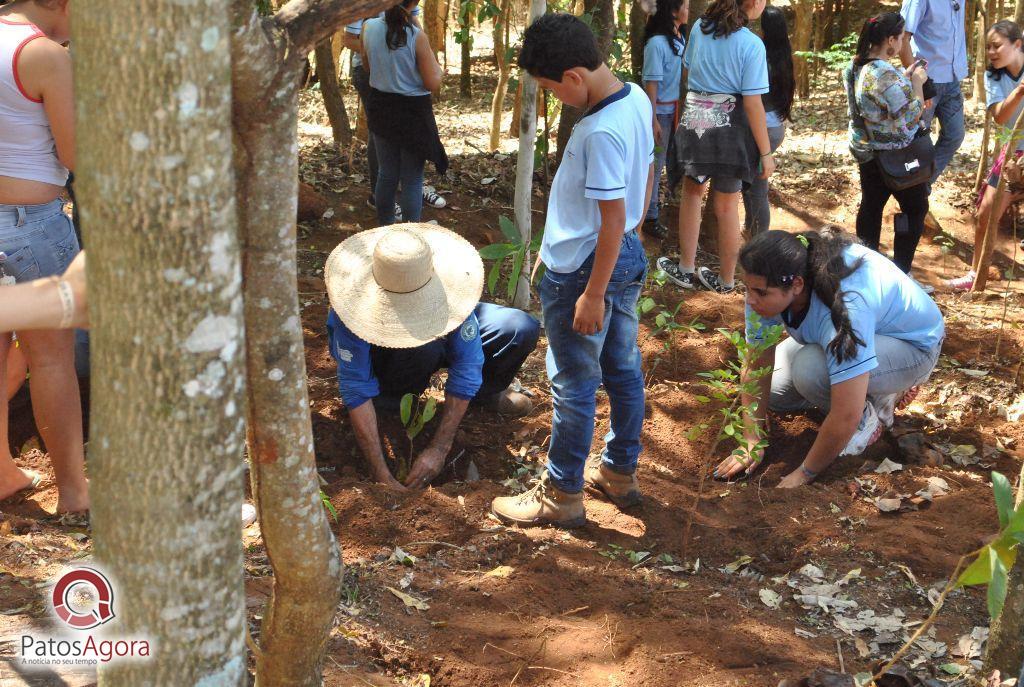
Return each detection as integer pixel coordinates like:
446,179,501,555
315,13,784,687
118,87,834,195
325,223,484,349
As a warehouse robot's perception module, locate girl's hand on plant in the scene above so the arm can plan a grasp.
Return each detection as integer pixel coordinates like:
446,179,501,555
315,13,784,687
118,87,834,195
573,291,605,335
714,443,762,480
777,468,812,489
404,446,446,489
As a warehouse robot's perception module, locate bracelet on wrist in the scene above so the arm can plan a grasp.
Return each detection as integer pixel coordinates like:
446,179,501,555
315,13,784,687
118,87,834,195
760,152,773,159
799,464,817,480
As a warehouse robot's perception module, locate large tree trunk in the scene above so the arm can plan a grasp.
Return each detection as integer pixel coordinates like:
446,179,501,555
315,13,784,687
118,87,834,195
74,1,249,684
555,0,615,162
230,0,393,683
630,0,648,84
512,0,547,308
1016,0,1024,24
489,0,513,151
315,38,353,146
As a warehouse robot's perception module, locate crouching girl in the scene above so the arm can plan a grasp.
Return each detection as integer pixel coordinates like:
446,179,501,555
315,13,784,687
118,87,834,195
715,229,944,487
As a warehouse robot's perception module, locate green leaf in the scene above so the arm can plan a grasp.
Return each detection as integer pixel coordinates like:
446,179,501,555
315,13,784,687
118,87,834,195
959,546,1001,587
421,397,437,424
694,395,711,404
723,423,735,437
479,243,515,260
400,393,415,427
508,247,526,300
498,215,520,244
987,553,1009,619
487,259,503,296
992,471,1013,529
320,490,339,522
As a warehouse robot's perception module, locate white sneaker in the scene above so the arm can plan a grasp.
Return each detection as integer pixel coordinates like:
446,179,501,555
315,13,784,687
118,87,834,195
840,402,883,456
423,186,446,209
241,502,257,528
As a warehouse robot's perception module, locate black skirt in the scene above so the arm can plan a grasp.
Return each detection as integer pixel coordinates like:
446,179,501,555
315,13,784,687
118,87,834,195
667,90,759,190
365,87,449,176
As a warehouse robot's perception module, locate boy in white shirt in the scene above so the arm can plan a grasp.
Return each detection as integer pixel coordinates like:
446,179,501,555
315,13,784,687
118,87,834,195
491,13,654,527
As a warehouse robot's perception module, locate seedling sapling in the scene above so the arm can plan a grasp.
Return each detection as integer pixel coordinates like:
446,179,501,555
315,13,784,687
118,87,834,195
399,392,438,482
479,215,544,302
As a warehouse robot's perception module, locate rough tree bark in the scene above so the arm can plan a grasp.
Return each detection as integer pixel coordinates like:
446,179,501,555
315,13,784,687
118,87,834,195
1017,0,1024,25
555,0,615,162
489,0,513,151
230,0,391,683
512,0,547,308
793,0,814,99
74,1,248,684
629,0,647,84
315,38,353,146
508,78,523,138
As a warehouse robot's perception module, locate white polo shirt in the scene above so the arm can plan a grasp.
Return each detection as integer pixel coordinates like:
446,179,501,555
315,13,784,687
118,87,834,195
541,83,654,273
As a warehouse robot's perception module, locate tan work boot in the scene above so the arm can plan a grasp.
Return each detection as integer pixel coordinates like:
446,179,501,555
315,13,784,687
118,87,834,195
490,472,586,528
584,460,642,509
493,388,533,417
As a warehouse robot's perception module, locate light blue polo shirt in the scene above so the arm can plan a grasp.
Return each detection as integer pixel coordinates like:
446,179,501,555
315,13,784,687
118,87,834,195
541,83,654,273
642,34,685,115
985,66,1024,151
683,18,769,95
362,17,430,96
901,0,968,83
346,8,421,70
746,243,944,385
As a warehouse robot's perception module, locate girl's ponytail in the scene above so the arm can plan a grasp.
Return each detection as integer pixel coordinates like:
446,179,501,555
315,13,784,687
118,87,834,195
385,3,413,50
804,228,866,363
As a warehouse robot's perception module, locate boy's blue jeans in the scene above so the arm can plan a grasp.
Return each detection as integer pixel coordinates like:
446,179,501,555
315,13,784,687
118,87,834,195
539,230,648,494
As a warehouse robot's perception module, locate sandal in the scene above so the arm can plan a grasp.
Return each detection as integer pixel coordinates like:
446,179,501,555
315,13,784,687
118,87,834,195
897,386,920,411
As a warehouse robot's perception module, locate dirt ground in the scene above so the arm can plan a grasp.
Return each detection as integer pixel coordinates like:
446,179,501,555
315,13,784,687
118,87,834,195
3,62,1024,687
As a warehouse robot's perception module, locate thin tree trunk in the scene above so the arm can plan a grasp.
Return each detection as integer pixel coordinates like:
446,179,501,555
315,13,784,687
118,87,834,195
984,554,1024,679
974,0,993,101
975,111,993,191
1017,0,1024,25
508,79,523,138
230,0,393,683
75,1,248,684
489,0,513,151
793,0,814,99
630,0,647,84
315,38,353,146
460,5,472,97
973,105,1024,292
512,0,547,308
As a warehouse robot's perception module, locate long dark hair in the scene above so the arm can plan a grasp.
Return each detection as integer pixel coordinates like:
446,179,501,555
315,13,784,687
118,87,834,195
385,0,418,50
739,228,867,363
701,0,748,39
987,20,1024,81
645,0,685,55
761,6,795,121
853,12,905,67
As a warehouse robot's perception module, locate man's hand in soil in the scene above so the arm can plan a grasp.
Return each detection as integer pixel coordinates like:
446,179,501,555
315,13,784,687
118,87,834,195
574,291,605,335
404,446,446,489
373,467,409,492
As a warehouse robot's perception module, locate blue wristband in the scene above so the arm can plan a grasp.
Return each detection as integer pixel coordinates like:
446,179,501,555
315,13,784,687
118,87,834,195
799,464,817,480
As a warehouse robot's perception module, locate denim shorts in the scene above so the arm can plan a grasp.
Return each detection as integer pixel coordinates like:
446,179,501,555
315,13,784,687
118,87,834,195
0,199,80,283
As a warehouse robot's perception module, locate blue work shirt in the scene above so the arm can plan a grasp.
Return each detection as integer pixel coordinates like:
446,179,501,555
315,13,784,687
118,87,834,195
901,0,968,83
746,243,945,385
642,34,685,115
326,309,484,409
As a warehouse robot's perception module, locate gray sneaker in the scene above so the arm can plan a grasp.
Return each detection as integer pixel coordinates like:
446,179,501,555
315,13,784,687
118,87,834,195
656,256,699,290
696,266,735,294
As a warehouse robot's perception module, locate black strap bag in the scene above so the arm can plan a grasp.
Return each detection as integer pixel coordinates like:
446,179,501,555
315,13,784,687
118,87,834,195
873,130,935,191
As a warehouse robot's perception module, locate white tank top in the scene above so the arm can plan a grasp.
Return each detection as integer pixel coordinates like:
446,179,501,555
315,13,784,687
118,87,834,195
0,19,69,187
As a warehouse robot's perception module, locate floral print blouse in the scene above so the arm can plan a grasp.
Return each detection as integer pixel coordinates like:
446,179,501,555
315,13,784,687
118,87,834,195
844,59,924,164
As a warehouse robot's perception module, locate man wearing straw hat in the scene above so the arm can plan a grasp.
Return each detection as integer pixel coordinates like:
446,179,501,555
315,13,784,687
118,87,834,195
325,223,540,490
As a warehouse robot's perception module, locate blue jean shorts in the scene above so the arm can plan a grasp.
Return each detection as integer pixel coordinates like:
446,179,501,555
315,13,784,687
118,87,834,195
0,199,80,283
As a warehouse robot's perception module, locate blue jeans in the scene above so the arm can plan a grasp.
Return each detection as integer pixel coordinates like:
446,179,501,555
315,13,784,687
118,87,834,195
922,81,965,185
742,124,786,235
645,112,675,222
540,231,648,493
370,303,540,410
0,199,80,283
373,133,424,225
